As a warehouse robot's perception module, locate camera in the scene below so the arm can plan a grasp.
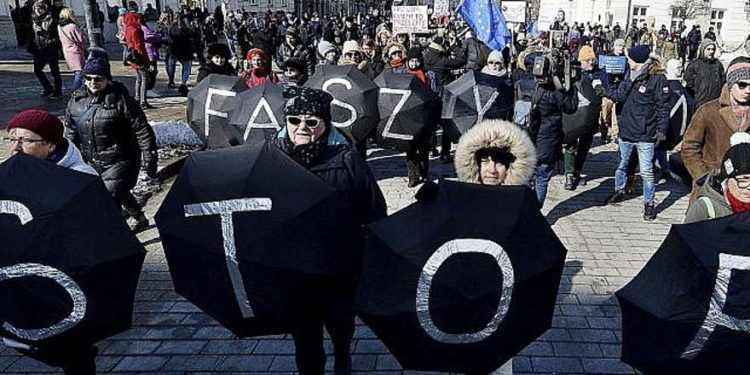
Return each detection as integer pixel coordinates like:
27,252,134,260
532,48,580,92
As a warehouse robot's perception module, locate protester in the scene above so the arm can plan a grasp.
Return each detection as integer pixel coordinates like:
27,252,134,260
271,86,386,375
125,12,153,109
339,40,373,78
658,58,695,180
141,21,162,96
28,0,62,99
6,109,96,175
362,40,384,76
684,40,725,108
481,50,507,77
167,14,195,94
455,119,537,186
600,38,628,142
116,7,128,65
685,133,750,223
57,8,88,92
63,56,157,232
279,58,308,87
276,27,316,77
317,40,339,66
197,43,236,82
682,57,750,202
383,42,407,73
596,45,670,220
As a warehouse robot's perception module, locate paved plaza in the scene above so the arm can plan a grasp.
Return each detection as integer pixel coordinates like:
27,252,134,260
0,49,691,374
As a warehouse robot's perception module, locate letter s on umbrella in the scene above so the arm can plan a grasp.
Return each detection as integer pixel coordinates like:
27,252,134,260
0,201,87,341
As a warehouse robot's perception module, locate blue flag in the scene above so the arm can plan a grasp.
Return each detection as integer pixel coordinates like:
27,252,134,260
458,0,512,51
526,21,540,38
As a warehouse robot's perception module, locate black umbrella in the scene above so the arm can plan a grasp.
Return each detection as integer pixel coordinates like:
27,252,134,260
224,81,285,146
155,142,359,337
442,70,514,142
0,154,146,356
355,180,567,373
187,74,248,149
617,212,750,375
373,71,440,152
305,65,380,143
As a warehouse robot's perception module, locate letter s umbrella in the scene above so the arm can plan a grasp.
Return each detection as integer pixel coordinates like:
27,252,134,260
155,142,359,337
617,212,750,374
0,154,146,365
354,181,568,373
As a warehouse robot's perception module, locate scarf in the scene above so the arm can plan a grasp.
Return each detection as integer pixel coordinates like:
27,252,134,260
726,189,750,214
389,57,403,68
276,130,328,168
409,69,428,87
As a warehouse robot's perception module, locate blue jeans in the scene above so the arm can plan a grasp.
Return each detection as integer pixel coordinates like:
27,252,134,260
616,141,656,204
534,163,555,206
71,70,84,92
166,56,192,85
121,44,128,63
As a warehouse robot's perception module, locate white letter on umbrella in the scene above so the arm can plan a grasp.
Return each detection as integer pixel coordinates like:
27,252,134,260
184,198,272,318
0,201,87,341
474,86,499,124
323,78,357,129
416,238,514,344
682,253,750,359
379,88,414,141
204,88,237,137
243,97,281,141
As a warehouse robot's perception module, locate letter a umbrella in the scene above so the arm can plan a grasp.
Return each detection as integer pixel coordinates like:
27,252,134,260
155,142,358,337
224,81,285,146
305,65,380,143
187,74,248,149
373,71,440,152
617,212,750,374
442,70,514,142
354,181,567,373
0,154,146,365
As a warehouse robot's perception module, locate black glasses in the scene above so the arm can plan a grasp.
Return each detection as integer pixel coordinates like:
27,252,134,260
390,51,403,57
737,81,750,90
734,177,750,190
345,52,361,58
84,75,104,83
487,61,503,66
3,136,46,145
287,116,322,128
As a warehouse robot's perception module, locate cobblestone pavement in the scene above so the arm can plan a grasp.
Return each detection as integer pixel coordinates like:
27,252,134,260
0,48,690,374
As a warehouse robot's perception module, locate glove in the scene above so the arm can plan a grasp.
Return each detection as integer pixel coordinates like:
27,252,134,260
594,84,605,97
142,151,158,179
654,131,667,148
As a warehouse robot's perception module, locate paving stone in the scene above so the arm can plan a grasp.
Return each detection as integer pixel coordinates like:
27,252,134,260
112,356,168,372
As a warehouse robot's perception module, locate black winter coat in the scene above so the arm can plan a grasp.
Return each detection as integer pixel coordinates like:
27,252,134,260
563,68,606,143
423,46,467,91
600,72,671,143
168,25,195,61
28,12,59,54
63,82,157,195
276,43,316,76
196,63,237,82
529,84,579,165
684,58,725,108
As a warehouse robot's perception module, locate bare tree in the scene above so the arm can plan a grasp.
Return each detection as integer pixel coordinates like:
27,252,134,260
669,0,711,24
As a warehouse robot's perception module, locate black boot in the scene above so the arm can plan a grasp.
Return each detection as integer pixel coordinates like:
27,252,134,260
407,161,421,188
564,172,581,191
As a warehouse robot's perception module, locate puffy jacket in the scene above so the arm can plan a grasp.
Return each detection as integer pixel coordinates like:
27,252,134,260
63,81,157,195
124,13,150,69
142,24,162,63
684,41,725,108
600,69,671,143
28,12,59,53
683,173,733,223
529,84,579,165
276,43,316,76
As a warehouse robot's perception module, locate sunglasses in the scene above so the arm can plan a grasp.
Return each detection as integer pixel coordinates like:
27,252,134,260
390,51,403,57
345,52,361,58
737,81,750,90
287,116,322,128
84,75,104,83
487,61,503,66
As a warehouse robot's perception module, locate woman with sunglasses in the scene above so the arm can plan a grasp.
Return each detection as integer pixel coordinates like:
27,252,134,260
63,56,158,233
382,42,407,74
272,86,387,375
685,133,750,223
339,40,373,78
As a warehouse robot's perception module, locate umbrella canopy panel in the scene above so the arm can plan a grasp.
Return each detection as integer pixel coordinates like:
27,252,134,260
225,81,286,146
187,74,249,149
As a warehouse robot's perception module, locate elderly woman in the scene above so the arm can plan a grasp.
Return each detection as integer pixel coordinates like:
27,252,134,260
685,133,750,223
63,56,157,232
271,86,387,375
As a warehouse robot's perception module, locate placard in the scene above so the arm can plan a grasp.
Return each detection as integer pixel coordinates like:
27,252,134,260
392,6,430,34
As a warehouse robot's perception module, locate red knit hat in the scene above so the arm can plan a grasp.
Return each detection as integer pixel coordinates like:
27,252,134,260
7,110,64,145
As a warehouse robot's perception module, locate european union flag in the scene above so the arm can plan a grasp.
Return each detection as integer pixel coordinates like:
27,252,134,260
458,0,512,51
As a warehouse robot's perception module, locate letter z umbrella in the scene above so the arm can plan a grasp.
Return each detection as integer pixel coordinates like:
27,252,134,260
155,142,359,337
354,181,567,373
0,154,146,366
617,211,750,374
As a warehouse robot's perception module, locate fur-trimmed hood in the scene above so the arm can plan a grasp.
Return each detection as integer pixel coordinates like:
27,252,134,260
455,119,537,185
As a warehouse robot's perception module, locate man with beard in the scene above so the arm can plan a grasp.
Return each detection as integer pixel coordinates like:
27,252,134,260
685,40,725,108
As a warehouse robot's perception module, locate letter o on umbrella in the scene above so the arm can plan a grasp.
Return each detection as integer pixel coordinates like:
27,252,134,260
355,181,567,373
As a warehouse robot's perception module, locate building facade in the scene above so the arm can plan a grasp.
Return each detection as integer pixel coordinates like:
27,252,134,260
538,0,750,45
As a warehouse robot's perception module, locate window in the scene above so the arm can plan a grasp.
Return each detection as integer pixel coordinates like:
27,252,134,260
710,8,725,32
632,6,648,27
250,0,257,5
281,0,287,6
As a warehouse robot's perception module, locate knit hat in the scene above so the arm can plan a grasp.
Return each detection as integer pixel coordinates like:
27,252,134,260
118,7,127,15
720,133,750,179
342,40,363,55
628,45,650,64
317,40,337,57
207,43,231,59
282,86,333,123
406,47,423,61
82,57,112,79
726,56,750,89
487,50,504,64
578,46,596,61
7,109,64,146
613,39,626,48
127,0,138,12
282,58,306,73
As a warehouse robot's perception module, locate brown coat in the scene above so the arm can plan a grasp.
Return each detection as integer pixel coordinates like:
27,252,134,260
681,87,749,201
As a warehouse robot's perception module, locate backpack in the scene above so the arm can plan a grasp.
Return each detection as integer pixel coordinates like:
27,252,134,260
513,77,543,130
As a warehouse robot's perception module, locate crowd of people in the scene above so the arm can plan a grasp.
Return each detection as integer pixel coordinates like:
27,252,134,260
4,1,750,374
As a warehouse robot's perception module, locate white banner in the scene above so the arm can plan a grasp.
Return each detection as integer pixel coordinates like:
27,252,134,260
392,6,430,34
433,0,450,16
502,1,526,24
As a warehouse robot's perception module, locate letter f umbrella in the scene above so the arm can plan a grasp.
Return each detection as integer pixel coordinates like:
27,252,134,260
187,74,249,149
617,211,750,374
155,142,359,337
0,154,146,366
354,181,567,373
